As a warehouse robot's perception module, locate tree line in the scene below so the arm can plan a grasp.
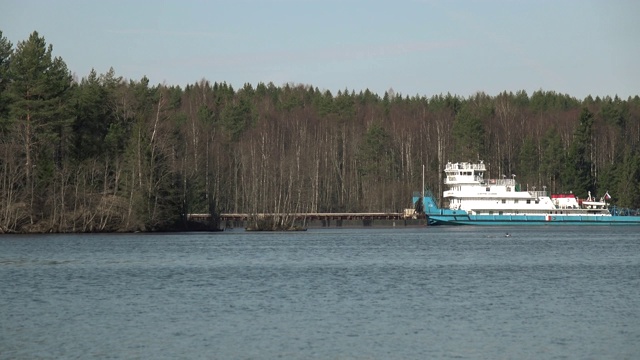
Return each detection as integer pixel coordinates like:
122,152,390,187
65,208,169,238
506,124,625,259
1,30,639,232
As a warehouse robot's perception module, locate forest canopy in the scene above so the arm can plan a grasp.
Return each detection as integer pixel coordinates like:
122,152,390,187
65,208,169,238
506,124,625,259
1,30,639,233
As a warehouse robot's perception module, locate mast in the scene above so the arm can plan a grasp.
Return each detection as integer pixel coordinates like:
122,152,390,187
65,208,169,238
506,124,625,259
422,164,425,200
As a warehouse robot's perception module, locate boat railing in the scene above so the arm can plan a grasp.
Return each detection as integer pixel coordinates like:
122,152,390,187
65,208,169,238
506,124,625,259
484,179,516,186
610,206,640,216
445,162,486,171
528,191,547,198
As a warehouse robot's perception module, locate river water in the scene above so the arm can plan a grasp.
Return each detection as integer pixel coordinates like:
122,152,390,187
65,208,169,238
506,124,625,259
1,226,639,359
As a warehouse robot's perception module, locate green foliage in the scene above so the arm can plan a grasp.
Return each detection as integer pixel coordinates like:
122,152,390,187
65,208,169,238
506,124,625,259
167,85,183,110
104,122,127,157
72,69,116,160
0,31,13,134
428,93,462,114
358,89,380,104
197,105,215,124
0,31,11,82
514,90,529,107
539,128,564,191
276,84,306,112
530,90,580,112
221,97,255,141
613,147,640,208
599,96,627,129
130,76,154,118
7,32,72,131
5,31,72,208
518,136,538,182
313,90,335,117
357,122,397,180
2,30,640,232
334,89,356,121
563,108,595,197
452,103,485,160
596,162,615,198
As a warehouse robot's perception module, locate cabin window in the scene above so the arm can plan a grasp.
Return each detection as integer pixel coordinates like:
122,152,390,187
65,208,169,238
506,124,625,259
535,200,539,204
507,187,511,192
514,200,519,204
486,187,490,191
526,200,531,204
501,199,506,204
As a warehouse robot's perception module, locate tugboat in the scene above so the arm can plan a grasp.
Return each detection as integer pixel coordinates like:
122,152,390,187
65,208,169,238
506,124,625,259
415,161,640,225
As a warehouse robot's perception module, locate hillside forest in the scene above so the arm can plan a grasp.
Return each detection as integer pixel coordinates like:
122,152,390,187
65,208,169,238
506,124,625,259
1,31,640,232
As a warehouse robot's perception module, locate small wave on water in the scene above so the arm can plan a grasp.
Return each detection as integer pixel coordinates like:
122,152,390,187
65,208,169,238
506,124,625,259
0,258,77,267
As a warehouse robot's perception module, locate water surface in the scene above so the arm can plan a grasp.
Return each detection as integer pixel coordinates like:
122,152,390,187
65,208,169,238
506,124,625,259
1,226,639,359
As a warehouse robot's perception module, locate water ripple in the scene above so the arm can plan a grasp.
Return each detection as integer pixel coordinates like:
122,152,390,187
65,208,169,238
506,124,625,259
1,227,639,359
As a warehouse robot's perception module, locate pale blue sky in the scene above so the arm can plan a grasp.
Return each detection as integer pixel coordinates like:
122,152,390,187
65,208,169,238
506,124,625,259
2,0,638,99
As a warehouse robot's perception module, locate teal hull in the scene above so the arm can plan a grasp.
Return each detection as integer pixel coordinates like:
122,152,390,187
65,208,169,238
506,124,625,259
416,194,640,226
427,212,640,225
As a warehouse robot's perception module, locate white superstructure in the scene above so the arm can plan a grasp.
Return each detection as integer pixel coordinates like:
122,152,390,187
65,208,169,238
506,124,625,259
442,161,610,216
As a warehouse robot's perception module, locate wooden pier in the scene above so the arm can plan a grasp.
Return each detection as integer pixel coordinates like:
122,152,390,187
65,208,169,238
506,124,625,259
188,212,412,221
187,211,424,228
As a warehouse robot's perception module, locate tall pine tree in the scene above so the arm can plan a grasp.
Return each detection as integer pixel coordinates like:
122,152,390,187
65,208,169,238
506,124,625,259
6,31,72,220
0,31,13,133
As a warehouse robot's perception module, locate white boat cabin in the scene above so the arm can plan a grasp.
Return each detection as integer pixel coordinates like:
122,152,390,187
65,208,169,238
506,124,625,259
441,161,610,216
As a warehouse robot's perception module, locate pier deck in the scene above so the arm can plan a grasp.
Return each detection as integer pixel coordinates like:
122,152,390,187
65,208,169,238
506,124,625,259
188,212,411,222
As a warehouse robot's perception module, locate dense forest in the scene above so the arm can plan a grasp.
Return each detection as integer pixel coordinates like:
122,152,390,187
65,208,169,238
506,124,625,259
1,30,639,232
